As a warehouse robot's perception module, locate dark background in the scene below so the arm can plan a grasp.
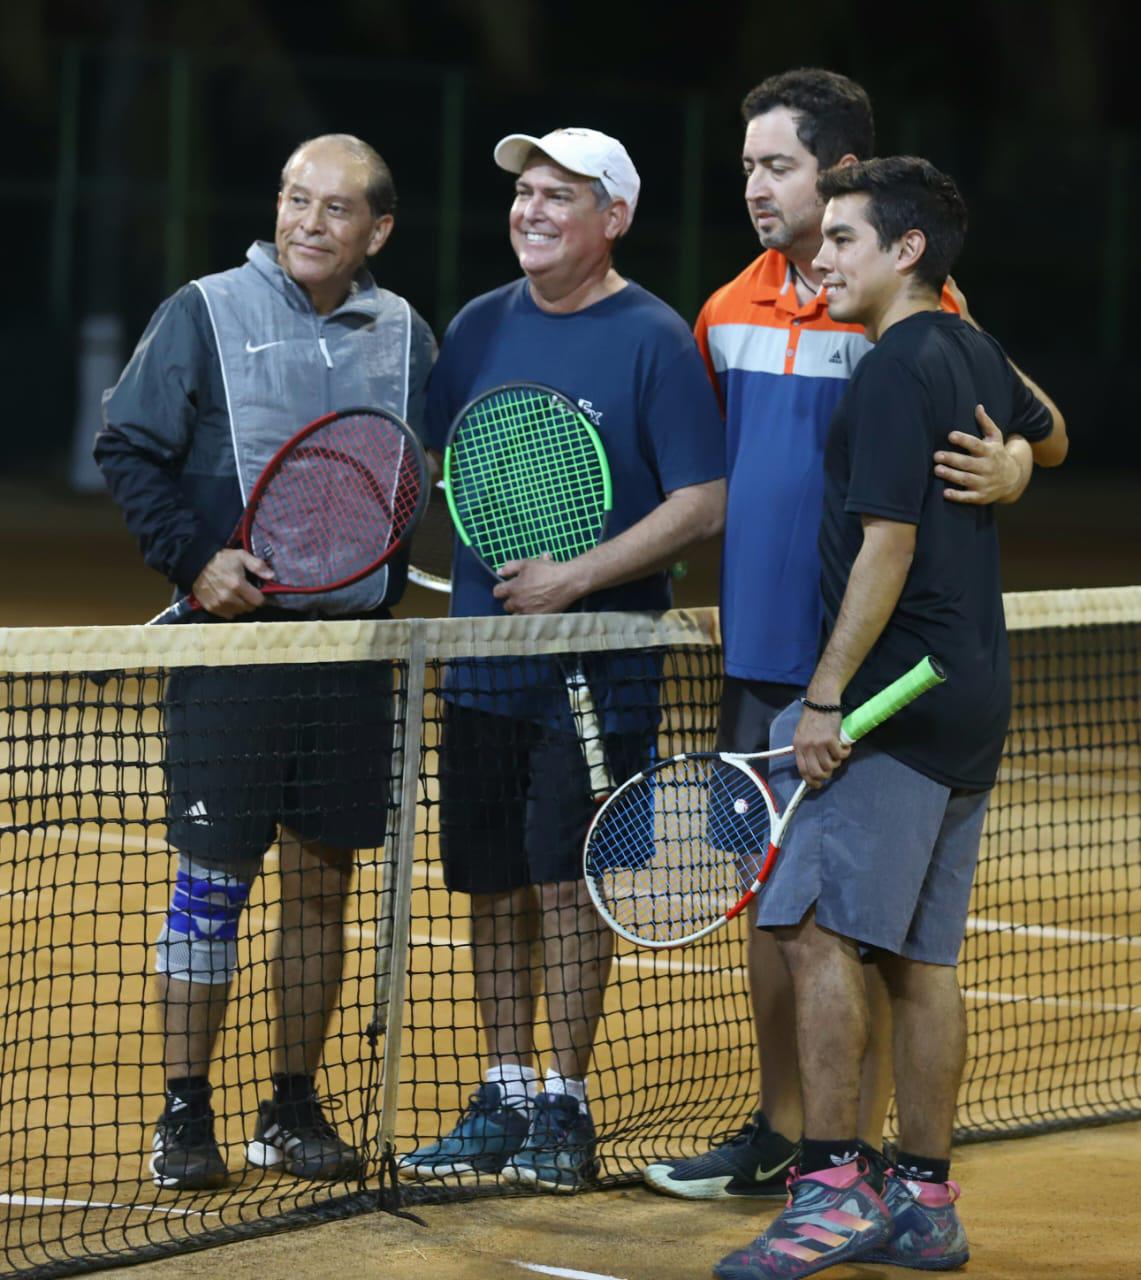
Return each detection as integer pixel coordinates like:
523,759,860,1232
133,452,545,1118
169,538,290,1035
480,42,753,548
1,0,1137,621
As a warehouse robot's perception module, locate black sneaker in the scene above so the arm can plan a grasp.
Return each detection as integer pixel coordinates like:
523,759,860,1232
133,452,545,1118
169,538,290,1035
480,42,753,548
642,1109,797,1200
246,1093,360,1181
150,1098,227,1191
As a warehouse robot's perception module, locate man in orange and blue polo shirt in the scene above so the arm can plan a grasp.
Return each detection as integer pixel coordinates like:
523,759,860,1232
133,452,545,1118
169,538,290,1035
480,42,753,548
642,68,1065,1207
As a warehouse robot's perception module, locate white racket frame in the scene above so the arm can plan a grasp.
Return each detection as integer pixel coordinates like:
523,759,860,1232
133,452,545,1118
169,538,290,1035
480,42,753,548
584,734,860,949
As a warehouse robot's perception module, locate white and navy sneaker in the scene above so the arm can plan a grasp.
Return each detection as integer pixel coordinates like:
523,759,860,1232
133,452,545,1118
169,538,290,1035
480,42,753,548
397,1082,531,1180
501,1092,600,1193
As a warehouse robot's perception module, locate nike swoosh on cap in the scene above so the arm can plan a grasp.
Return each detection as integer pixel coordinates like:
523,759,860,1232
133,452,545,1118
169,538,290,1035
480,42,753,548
245,339,284,353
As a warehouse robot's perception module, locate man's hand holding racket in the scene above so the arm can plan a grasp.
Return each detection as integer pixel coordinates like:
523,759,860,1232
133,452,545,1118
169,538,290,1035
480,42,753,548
493,552,587,615
151,406,428,625
793,700,852,788
191,548,275,619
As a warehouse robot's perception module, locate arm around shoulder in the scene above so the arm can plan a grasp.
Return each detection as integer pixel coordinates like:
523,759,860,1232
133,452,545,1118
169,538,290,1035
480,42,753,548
1013,359,1068,466
943,277,1068,471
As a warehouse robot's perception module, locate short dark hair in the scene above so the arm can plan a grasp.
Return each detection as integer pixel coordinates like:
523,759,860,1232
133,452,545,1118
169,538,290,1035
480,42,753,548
818,156,967,291
741,68,874,167
280,134,397,217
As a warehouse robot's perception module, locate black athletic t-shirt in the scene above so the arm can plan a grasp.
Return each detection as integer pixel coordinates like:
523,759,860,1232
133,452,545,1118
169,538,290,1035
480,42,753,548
819,310,1054,789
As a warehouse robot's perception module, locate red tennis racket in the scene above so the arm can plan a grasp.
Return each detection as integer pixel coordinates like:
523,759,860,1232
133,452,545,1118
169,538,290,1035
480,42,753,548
150,406,428,625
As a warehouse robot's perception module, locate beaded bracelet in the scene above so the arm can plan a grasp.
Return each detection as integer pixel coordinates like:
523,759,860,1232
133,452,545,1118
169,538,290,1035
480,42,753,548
800,696,843,713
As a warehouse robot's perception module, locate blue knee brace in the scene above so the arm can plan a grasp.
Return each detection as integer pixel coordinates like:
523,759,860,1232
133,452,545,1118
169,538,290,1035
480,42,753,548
153,856,251,985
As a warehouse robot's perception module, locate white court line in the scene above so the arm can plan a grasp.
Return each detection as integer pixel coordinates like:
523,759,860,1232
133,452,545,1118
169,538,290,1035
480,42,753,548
965,988,1141,1017
350,925,1141,1016
512,1264,628,1280
0,1193,218,1218
966,914,1141,950
59,913,1139,1020
39,835,1139,948
21,838,1139,1010
343,923,712,976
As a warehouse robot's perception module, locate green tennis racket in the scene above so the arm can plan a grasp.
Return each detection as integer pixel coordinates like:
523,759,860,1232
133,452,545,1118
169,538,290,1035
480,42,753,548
443,382,614,798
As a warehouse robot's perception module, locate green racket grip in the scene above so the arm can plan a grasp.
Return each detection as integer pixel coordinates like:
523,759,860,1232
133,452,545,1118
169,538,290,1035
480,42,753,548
839,655,946,744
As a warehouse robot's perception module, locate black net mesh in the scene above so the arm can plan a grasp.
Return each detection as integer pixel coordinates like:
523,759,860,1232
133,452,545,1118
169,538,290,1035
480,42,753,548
1,596,1138,1275
0,630,405,1277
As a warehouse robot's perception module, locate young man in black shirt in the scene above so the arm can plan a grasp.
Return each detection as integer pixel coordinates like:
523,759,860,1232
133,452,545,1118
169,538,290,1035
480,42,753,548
715,157,1065,1279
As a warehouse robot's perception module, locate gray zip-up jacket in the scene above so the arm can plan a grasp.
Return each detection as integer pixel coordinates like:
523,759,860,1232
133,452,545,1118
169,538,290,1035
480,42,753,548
96,241,436,615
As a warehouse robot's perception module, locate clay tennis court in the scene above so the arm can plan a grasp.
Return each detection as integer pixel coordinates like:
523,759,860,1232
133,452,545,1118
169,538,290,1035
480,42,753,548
2,478,1139,1279
3,828,1139,1280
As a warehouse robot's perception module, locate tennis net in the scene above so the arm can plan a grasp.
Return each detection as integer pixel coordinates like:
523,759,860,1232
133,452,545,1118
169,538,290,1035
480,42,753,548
0,590,1138,1275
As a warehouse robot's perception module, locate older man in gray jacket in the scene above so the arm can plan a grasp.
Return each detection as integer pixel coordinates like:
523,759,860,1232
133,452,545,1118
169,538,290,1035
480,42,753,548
96,134,435,1192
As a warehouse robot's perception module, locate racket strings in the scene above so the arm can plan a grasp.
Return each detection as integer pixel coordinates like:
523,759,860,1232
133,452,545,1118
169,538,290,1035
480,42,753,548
452,389,608,568
459,399,603,556
586,757,774,945
250,412,422,589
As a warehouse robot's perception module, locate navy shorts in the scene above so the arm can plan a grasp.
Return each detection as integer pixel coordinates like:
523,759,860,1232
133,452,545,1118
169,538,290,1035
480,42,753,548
715,678,799,873
755,702,990,965
438,702,654,894
716,677,801,771
164,661,395,873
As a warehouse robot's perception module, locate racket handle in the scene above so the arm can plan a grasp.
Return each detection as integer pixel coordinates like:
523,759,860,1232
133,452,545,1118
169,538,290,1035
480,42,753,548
839,655,945,744
564,667,612,800
148,595,201,626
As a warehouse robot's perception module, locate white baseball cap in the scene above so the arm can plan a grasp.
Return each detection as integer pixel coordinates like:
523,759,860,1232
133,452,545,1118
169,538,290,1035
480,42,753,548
493,127,640,218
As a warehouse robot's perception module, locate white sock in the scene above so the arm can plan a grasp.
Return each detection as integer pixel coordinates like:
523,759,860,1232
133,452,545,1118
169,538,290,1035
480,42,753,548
485,1063,537,1112
544,1069,589,1116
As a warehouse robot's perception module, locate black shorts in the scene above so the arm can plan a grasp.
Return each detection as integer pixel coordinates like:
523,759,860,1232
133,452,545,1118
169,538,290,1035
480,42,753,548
716,676,801,774
438,702,654,894
164,661,395,871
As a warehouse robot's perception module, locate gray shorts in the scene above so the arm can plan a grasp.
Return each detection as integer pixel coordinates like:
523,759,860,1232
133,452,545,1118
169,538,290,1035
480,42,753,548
755,703,990,965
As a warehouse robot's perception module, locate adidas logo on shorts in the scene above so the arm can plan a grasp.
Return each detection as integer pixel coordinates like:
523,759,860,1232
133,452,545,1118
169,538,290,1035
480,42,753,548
185,800,210,826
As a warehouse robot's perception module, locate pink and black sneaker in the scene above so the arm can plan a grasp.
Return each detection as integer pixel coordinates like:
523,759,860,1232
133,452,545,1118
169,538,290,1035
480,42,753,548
861,1170,970,1270
713,1158,892,1279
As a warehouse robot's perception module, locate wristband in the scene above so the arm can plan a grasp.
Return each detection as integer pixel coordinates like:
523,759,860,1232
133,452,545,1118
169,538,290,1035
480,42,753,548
800,696,843,714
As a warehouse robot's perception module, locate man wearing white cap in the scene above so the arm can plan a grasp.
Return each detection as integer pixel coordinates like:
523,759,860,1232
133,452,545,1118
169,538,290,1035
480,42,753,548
398,128,726,1192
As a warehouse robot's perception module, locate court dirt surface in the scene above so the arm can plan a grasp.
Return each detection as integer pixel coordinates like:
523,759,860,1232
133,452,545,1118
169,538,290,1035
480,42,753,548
7,471,1140,1279
106,1122,1141,1280
2,467,1140,627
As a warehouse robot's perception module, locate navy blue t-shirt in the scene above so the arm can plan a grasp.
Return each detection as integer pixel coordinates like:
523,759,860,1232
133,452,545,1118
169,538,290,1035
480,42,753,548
425,277,725,725
820,311,1054,789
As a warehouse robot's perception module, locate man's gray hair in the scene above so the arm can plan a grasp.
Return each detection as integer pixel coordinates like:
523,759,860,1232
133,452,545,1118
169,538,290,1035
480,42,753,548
280,134,397,217
587,177,611,210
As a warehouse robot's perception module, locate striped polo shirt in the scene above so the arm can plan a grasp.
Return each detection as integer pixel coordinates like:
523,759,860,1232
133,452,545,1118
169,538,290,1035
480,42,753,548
696,249,871,684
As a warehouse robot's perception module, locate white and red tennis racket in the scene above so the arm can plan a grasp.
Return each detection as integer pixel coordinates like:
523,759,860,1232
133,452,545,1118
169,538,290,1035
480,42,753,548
583,656,946,948
150,406,428,625
407,481,454,593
